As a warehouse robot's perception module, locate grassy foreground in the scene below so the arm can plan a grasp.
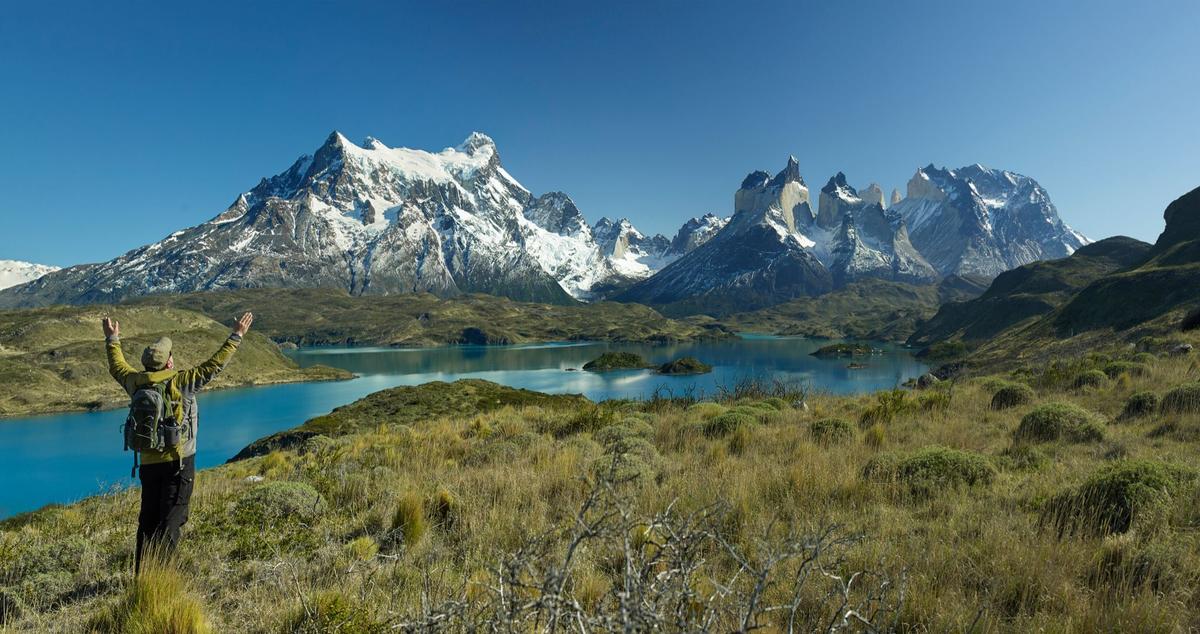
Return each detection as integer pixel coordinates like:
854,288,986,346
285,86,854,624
2,339,1199,631
0,305,349,418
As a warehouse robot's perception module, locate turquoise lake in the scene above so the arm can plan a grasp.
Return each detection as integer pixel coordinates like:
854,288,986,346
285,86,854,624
0,336,926,518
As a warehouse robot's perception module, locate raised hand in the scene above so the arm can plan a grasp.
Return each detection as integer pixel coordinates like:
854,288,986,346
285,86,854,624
233,312,254,337
102,316,120,338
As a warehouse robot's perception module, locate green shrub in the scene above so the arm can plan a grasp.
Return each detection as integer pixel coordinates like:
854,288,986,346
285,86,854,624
1119,392,1159,421
1089,538,1187,592
686,402,726,420
1131,352,1158,365
343,536,378,562
280,590,385,634
1102,361,1149,379
1014,403,1105,443
1042,461,1197,537
998,445,1048,471
1072,369,1108,390
703,412,757,438
1160,383,1200,414
862,446,996,497
810,418,855,444
726,405,774,422
235,481,325,523
858,389,911,427
918,390,952,411
862,423,885,448
991,384,1035,410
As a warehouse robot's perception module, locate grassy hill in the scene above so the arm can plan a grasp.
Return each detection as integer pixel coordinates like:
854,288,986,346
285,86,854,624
908,236,1152,349
724,277,986,341
3,338,1199,630
125,288,732,347
0,305,349,417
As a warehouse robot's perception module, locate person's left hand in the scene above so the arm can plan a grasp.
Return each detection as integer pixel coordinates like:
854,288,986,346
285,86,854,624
102,316,120,338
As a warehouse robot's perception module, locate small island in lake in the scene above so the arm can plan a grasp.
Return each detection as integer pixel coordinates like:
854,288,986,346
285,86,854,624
657,357,713,375
582,352,654,372
811,342,877,357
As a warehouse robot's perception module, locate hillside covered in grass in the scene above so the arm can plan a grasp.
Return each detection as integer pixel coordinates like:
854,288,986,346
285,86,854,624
0,305,349,417
724,277,987,342
2,333,1198,631
125,288,733,347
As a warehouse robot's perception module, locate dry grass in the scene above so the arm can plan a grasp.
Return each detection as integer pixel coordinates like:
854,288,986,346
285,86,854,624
1,336,1199,631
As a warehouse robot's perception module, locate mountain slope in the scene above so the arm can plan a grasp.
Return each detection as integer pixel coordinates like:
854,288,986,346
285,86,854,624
907,236,1152,348
614,158,832,314
890,164,1087,277
919,185,1200,368
0,133,694,308
0,260,59,290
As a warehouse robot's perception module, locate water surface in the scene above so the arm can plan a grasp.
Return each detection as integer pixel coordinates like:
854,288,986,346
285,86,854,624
0,336,925,518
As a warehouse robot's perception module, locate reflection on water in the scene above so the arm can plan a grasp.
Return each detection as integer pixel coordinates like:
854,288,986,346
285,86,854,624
0,336,925,518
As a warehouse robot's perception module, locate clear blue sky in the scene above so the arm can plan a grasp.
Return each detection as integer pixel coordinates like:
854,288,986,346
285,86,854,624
1,0,1197,267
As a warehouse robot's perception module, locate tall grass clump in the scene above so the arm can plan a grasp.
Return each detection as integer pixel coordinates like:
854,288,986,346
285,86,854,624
1072,369,1108,390
1014,402,1105,443
1042,461,1197,537
990,384,1035,410
858,389,911,427
388,492,427,550
1103,361,1149,379
703,411,757,438
85,558,211,634
280,590,385,634
1119,392,1159,421
809,417,855,445
1160,383,1200,414
862,446,996,498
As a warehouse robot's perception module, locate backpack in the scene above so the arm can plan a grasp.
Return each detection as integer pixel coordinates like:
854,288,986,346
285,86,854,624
124,381,183,476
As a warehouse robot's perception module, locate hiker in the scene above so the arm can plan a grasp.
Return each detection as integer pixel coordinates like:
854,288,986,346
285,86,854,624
103,312,254,572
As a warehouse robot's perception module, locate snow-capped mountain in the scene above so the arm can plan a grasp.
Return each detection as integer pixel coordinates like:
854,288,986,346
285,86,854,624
668,213,728,255
618,157,1084,313
615,157,833,311
0,132,696,307
0,260,59,290
891,164,1088,277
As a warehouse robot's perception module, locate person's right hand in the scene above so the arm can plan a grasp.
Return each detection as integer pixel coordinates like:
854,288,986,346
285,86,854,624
233,312,254,337
102,317,119,338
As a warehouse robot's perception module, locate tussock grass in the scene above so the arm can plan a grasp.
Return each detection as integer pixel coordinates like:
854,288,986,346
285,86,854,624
1014,402,1105,443
990,383,1035,410
84,556,211,634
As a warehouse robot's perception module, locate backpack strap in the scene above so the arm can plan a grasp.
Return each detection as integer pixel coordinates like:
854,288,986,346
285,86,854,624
131,451,140,479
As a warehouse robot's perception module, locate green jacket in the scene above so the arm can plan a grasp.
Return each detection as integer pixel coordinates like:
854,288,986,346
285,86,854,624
106,333,242,465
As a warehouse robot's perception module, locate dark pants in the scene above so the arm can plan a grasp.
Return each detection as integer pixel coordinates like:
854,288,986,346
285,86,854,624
136,454,195,573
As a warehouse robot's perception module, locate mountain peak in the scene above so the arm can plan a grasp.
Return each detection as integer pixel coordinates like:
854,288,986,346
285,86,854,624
769,155,804,187
362,135,388,150
821,172,853,195
459,131,496,154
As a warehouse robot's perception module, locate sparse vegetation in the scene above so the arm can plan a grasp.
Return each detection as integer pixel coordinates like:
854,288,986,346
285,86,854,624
810,342,875,357
3,345,1200,631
